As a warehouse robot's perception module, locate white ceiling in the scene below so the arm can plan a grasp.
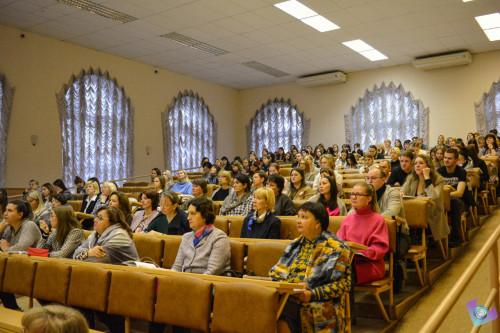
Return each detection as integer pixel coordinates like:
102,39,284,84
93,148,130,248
1,0,500,89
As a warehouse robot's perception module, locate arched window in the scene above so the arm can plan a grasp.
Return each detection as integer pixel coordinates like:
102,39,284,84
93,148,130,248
344,82,429,150
475,78,500,134
162,91,217,171
0,74,14,188
246,98,310,154
56,68,134,186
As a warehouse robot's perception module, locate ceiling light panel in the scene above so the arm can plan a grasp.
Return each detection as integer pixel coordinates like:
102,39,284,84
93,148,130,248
274,0,317,19
56,0,137,24
242,61,289,77
343,39,388,61
301,15,339,32
475,13,500,41
161,32,228,56
274,0,340,33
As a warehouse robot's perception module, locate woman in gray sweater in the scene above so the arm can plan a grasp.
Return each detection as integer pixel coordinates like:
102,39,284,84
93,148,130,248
172,197,230,275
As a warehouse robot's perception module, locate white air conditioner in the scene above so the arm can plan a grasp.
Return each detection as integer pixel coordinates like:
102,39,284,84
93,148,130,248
297,71,347,87
412,51,472,70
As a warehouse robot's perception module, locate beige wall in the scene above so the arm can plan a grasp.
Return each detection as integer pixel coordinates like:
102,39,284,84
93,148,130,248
2,22,500,188
0,24,238,187
238,50,500,153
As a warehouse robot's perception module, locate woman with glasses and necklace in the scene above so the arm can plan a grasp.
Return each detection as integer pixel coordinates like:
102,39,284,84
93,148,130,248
337,182,389,284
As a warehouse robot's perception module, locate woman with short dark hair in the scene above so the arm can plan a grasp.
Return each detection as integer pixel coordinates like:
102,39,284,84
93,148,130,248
270,202,351,333
288,167,313,200
53,179,72,201
145,192,190,235
172,197,230,275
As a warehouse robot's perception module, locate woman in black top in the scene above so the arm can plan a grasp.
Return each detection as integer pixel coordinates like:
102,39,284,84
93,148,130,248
211,171,234,202
241,187,281,239
145,192,190,235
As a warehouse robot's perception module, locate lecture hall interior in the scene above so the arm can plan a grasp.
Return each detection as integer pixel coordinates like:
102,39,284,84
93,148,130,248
1,0,500,332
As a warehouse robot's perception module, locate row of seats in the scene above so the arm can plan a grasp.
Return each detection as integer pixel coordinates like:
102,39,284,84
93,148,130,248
0,253,279,333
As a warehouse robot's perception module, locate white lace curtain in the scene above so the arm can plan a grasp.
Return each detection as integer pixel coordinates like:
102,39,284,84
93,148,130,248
0,74,14,188
344,82,429,150
475,78,500,135
56,68,134,186
162,91,217,172
246,98,310,154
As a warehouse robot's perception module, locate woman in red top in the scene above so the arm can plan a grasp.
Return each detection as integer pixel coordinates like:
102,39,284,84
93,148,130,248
337,182,389,284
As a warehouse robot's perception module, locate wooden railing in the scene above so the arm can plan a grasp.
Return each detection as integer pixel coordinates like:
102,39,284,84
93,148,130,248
419,224,500,332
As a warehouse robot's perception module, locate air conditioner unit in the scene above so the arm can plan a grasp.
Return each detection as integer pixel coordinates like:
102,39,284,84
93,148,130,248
297,71,347,87
412,51,472,70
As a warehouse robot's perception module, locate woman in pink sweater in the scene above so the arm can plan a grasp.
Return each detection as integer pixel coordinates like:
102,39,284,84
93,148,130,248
337,182,389,284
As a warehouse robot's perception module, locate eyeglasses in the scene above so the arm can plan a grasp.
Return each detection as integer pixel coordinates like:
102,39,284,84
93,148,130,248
350,193,370,198
96,215,108,221
365,177,383,182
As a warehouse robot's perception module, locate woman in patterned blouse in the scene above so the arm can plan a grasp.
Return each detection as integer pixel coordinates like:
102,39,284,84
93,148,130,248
270,202,351,333
37,205,85,258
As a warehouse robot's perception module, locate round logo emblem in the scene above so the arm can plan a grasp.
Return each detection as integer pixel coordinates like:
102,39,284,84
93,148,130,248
474,305,489,319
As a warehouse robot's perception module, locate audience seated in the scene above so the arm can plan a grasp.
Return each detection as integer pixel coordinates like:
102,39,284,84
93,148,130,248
207,165,220,185
377,142,386,157
0,200,41,310
201,161,212,180
211,171,234,202
390,147,401,169
21,179,42,201
219,174,254,216
180,178,212,211
337,182,389,285
162,170,175,192
153,175,166,195
335,149,348,169
150,168,161,187
41,183,54,211
267,174,296,216
172,170,192,195
130,190,162,233
241,187,281,239
51,193,67,210
378,160,391,178
359,153,375,173
288,167,313,200
36,205,85,258
53,179,72,201
74,206,139,264
369,145,384,160
270,202,351,333
346,153,359,169
74,176,85,194
401,154,450,243
26,190,50,227
145,191,190,236
437,149,472,246
309,176,347,216
172,197,230,275
261,154,271,173
479,133,500,157
467,145,489,184
387,150,414,187
312,154,343,196
251,171,267,193
108,191,132,225
80,180,101,230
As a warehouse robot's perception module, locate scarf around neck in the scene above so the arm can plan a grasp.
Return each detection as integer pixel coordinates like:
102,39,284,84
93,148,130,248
193,224,214,246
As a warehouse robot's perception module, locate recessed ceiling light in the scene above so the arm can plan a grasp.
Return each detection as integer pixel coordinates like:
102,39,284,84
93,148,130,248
274,0,340,33
343,39,388,61
161,32,228,56
342,39,372,52
475,13,500,30
274,0,317,20
484,27,500,41
301,15,339,32
56,0,136,24
463,0,474,2
475,13,500,41
242,61,289,77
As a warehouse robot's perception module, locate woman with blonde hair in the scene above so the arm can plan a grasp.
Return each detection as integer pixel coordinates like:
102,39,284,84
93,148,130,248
37,205,85,258
390,147,401,169
211,171,234,202
172,170,192,195
26,190,50,226
80,180,100,230
241,187,281,239
22,304,89,333
162,170,175,192
98,181,117,208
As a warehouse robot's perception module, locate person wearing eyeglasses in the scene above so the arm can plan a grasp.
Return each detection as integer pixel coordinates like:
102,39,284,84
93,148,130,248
211,171,234,202
337,182,389,285
73,206,139,264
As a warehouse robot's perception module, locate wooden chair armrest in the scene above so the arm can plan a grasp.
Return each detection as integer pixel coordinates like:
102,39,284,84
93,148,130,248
75,212,94,219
